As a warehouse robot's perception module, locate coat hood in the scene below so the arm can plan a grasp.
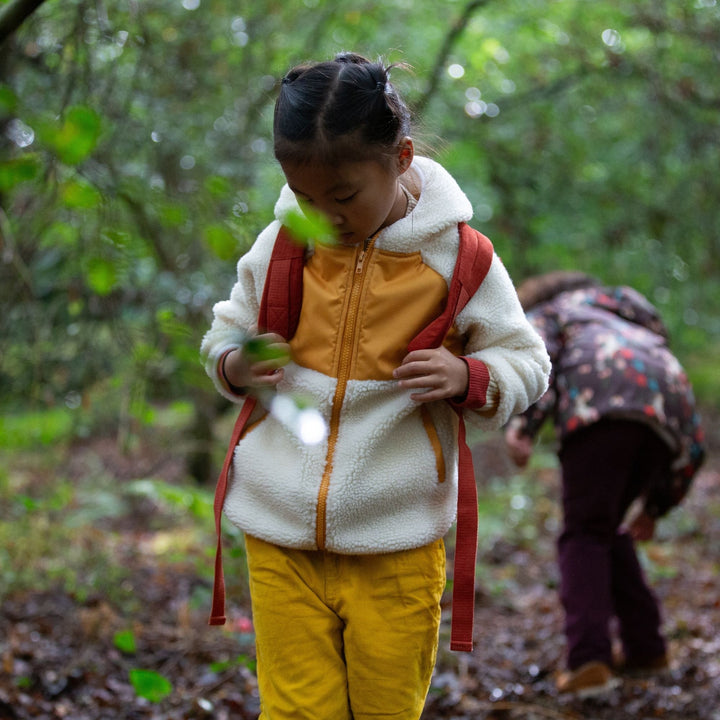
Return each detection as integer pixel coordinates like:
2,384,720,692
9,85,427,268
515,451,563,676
579,285,670,341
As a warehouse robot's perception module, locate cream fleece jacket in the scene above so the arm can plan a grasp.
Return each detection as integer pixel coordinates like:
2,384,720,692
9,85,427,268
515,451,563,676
202,157,550,554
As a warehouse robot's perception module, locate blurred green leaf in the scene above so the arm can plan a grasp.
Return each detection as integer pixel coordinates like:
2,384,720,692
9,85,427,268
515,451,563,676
41,105,101,165
61,179,102,209
39,221,79,248
204,174,233,197
0,154,41,191
85,257,118,295
113,629,137,655
244,336,291,363
0,409,75,449
157,202,189,228
202,223,238,260
0,84,18,114
156,308,193,338
284,207,337,247
128,669,172,703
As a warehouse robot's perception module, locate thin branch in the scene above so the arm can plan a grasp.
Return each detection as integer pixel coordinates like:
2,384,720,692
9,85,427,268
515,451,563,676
0,0,49,46
115,189,176,272
0,205,35,296
415,0,492,116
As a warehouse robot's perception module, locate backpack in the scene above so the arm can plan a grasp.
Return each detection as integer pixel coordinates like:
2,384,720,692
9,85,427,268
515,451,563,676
210,222,494,652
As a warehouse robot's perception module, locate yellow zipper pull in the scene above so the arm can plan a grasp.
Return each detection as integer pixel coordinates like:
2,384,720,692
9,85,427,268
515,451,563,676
355,248,367,274
355,234,378,274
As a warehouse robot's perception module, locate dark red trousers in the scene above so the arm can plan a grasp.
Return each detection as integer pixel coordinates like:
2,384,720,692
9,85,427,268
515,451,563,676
558,419,670,670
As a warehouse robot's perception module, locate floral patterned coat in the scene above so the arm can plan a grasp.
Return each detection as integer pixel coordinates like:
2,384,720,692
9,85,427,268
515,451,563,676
514,285,705,518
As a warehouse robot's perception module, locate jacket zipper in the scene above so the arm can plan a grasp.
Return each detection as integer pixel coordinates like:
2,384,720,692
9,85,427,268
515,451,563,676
315,234,377,549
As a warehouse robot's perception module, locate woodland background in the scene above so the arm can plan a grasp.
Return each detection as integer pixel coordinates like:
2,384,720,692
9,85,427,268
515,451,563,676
0,1,718,718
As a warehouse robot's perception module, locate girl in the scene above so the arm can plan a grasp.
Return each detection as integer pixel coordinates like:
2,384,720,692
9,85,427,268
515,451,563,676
202,53,550,720
505,271,705,698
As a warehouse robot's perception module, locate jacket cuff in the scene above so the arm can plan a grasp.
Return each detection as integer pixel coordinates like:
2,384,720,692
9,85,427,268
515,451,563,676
451,357,490,410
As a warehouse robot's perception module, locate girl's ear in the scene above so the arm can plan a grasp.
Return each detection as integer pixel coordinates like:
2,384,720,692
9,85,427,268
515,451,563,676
396,137,414,174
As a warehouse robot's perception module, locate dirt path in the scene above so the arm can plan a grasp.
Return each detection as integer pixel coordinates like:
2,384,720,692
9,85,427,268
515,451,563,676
426,441,720,719
1,436,718,719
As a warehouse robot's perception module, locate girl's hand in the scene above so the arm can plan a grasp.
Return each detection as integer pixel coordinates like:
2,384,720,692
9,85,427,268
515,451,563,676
393,346,469,402
224,332,291,389
504,424,533,468
627,510,656,542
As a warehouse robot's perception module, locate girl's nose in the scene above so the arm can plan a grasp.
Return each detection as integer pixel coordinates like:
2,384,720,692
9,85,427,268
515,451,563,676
319,206,343,226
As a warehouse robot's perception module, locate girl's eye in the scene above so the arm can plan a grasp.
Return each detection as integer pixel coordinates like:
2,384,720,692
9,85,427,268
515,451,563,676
336,192,357,204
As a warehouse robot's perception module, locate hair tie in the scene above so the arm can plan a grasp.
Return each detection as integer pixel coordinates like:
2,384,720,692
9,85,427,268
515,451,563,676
282,76,291,85
376,80,386,92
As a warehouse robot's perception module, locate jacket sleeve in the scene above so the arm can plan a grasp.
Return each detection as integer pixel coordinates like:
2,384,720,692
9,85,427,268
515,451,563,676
200,221,281,403
644,420,706,518
507,305,563,439
453,255,551,429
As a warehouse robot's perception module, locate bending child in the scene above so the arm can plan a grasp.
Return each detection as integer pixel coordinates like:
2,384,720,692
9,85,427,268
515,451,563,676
202,52,550,720
505,271,705,698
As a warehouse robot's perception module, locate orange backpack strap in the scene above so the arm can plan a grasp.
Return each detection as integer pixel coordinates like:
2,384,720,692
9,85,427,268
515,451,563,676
210,222,494,649
209,395,257,625
449,411,478,651
409,222,494,652
209,227,305,626
258,226,305,338
407,223,493,352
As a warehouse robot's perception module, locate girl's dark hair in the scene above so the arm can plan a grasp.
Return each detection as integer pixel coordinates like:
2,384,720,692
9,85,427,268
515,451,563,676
516,271,601,311
274,52,411,165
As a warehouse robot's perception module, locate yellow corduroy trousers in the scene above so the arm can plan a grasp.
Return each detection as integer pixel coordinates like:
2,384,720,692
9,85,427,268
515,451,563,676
244,534,446,720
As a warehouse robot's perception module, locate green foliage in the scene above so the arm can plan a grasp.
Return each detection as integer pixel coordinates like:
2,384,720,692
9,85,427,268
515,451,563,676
203,222,241,261
684,344,720,409
126,478,217,528
243,335,291,364
0,153,41,189
1,0,718,469
0,466,131,603
38,105,102,165
113,629,138,655
0,401,220,605
209,654,257,674
283,207,338,247
128,669,173,703
0,407,76,449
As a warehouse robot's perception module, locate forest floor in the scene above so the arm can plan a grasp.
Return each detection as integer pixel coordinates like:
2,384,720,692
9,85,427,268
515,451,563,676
0,421,718,720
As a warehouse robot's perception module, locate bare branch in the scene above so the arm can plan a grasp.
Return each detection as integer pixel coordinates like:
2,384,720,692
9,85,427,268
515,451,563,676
0,205,35,297
0,0,49,46
415,0,492,116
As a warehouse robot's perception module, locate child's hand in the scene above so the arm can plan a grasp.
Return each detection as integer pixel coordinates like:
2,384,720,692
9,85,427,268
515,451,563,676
504,425,533,468
627,510,656,542
224,332,291,389
393,346,469,402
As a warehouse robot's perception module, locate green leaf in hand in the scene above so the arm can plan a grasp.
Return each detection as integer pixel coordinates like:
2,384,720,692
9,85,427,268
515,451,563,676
284,207,337,247
244,336,291,364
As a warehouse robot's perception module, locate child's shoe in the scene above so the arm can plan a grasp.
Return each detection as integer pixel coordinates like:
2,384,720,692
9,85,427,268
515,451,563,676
556,661,621,698
618,652,670,678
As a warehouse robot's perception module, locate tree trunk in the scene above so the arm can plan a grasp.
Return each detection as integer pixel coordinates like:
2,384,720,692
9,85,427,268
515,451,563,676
0,0,48,46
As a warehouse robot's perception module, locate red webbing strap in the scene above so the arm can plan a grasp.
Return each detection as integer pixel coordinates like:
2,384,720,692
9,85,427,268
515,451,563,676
408,222,493,352
449,411,479,651
209,395,257,625
407,223,493,652
258,227,305,339
210,227,304,625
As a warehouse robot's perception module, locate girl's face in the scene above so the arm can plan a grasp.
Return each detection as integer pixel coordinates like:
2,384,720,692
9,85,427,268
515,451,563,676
281,139,414,247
